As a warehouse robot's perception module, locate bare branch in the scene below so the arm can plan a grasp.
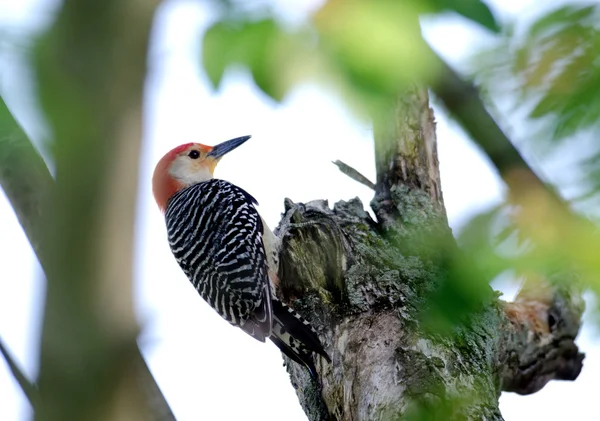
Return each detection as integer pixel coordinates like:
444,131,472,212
332,160,375,190
0,337,39,408
0,97,53,269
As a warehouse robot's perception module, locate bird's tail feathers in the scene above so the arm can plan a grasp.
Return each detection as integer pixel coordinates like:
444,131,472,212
269,335,319,379
268,299,331,379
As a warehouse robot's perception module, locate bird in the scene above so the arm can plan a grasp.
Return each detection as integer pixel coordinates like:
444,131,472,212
152,135,330,378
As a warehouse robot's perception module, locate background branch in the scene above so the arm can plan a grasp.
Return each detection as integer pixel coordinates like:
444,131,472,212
0,97,52,269
0,337,38,408
0,1,175,420
31,0,172,419
429,49,565,210
0,96,175,420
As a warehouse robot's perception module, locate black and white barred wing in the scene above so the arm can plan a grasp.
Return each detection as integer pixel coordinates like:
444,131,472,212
165,179,272,342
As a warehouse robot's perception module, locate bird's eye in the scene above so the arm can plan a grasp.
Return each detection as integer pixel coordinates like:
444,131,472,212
188,150,200,159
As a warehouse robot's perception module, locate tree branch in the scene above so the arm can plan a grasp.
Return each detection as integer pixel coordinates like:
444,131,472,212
277,198,502,421
30,1,173,420
275,88,495,421
0,98,175,419
0,97,53,269
371,86,447,231
427,47,586,393
332,160,375,190
0,2,175,420
0,337,39,408
277,197,583,420
428,48,567,213
500,274,584,394
274,84,583,420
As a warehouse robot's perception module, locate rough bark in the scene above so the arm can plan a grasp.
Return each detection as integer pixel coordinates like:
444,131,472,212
274,86,584,421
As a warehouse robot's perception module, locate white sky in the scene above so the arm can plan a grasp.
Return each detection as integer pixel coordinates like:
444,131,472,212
1,0,599,420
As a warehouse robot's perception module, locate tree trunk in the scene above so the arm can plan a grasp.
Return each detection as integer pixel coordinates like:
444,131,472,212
274,86,584,421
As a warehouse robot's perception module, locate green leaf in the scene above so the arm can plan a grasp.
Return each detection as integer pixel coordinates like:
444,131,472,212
202,22,237,88
202,19,305,101
202,19,282,91
433,0,500,33
240,19,285,101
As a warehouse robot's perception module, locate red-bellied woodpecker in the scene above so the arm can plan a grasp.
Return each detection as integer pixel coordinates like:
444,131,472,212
152,135,330,378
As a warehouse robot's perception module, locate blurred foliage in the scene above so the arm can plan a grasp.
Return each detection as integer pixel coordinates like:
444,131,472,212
473,3,600,203
203,0,498,114
476,4,600,140
463,3,600,304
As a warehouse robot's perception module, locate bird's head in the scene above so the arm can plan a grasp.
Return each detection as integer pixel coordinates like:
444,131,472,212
152,135,251,212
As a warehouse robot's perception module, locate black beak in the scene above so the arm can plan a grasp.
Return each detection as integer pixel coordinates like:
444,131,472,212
208,135,251,159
